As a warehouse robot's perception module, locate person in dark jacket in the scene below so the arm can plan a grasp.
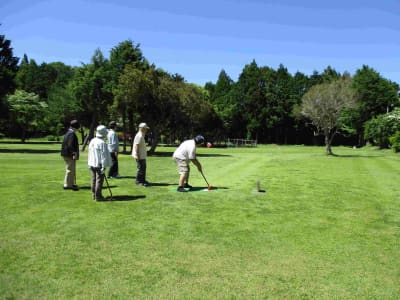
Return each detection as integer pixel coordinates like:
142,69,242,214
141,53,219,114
61,120,80,190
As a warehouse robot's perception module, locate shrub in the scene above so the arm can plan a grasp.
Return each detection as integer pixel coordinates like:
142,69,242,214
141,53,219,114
390,131,400,152
364,108,400,149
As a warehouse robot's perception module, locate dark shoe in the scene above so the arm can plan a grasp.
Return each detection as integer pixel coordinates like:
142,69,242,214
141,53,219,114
64,185,79,191
95,196,106,201
184,183,192,188
177,186,187,192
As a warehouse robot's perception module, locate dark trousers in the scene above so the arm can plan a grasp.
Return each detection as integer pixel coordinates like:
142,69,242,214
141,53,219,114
108,152,119,177
136,159,147,184
90,167,104,199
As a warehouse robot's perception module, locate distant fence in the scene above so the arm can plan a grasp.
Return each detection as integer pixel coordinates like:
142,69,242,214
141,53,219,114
227,138,257,148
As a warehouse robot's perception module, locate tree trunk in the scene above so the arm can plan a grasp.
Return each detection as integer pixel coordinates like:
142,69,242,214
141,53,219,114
21,127,26,143
358,132,365,147
325,138,332,155
148,127,159,155
325,129,337,155
122,109,127,154
82,113,97,151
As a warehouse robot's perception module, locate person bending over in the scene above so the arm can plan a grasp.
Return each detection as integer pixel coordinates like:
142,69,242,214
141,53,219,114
173,135,205,192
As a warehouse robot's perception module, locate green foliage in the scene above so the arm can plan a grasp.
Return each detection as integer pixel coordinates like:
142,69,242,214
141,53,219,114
0,34,19,119
15,55,72,99
70,49,113,135
0,35,19,99
3,34,400,150
6,89,47,141
350,65,400,143
46,84,82,135
389,131,400,152
364,108,400,148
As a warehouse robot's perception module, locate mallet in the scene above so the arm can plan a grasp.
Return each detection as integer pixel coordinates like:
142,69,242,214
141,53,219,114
103,174,113,201
200,171,213,190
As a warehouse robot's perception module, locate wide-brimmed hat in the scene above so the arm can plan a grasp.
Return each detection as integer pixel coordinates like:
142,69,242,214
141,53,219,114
109,121,117,128
96,125,108,137
138,122,150,129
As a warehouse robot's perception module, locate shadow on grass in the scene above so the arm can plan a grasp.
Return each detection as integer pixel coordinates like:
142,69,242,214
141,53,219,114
76,185,119,190
185,186,229,192
148,151,231,158
0,141,61,144
0,149,60,154
149,182,176,187
98,195,146,202
331,153,382,158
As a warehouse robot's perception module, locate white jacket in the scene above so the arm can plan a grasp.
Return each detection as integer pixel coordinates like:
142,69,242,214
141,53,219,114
88,137,112,168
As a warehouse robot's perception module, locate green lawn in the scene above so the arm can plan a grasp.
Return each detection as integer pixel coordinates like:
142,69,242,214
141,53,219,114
1,142,399,299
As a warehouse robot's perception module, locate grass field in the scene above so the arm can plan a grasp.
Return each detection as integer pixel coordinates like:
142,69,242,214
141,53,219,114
0,142,399,299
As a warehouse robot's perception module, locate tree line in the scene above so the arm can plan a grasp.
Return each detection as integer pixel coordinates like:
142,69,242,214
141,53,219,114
1,33,399,154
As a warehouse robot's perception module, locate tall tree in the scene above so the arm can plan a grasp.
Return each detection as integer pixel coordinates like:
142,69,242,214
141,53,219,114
46,82,82,138
300,77,357,155
351,65,400,145
0,34,19,121
6,90,47,142
113,64,154,152
236,60,265,140
271,64,295,144
207,69,234,137
109,40,148,74
70,49,113,147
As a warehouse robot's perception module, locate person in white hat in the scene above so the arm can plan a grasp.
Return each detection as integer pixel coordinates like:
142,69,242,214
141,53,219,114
132,122,150,186
88,125,112,201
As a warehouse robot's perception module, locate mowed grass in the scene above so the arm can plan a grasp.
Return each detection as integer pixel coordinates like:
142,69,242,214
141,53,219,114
0,142,399,299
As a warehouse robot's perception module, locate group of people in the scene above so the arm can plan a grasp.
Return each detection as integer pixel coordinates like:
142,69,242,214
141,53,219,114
61,119,206,200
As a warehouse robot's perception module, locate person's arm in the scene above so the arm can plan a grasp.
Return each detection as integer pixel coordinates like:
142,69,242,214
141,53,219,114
134,143,140,160
191,158,202,173
69,133,79,160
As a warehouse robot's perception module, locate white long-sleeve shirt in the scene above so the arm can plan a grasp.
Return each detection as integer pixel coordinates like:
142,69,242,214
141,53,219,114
107,129,119,152
88,137,112,168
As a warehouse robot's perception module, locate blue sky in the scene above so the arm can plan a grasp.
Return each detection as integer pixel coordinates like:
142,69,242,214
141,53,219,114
1,0,399,85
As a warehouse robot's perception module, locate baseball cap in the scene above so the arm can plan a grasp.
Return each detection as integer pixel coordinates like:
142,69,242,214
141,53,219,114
194,135,205,145
138,122,150,129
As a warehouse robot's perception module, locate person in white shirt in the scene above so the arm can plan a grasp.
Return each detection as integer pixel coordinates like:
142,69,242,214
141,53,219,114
132,122,150,186
173,135,205,192
88,125,112,201
107,121,120,178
